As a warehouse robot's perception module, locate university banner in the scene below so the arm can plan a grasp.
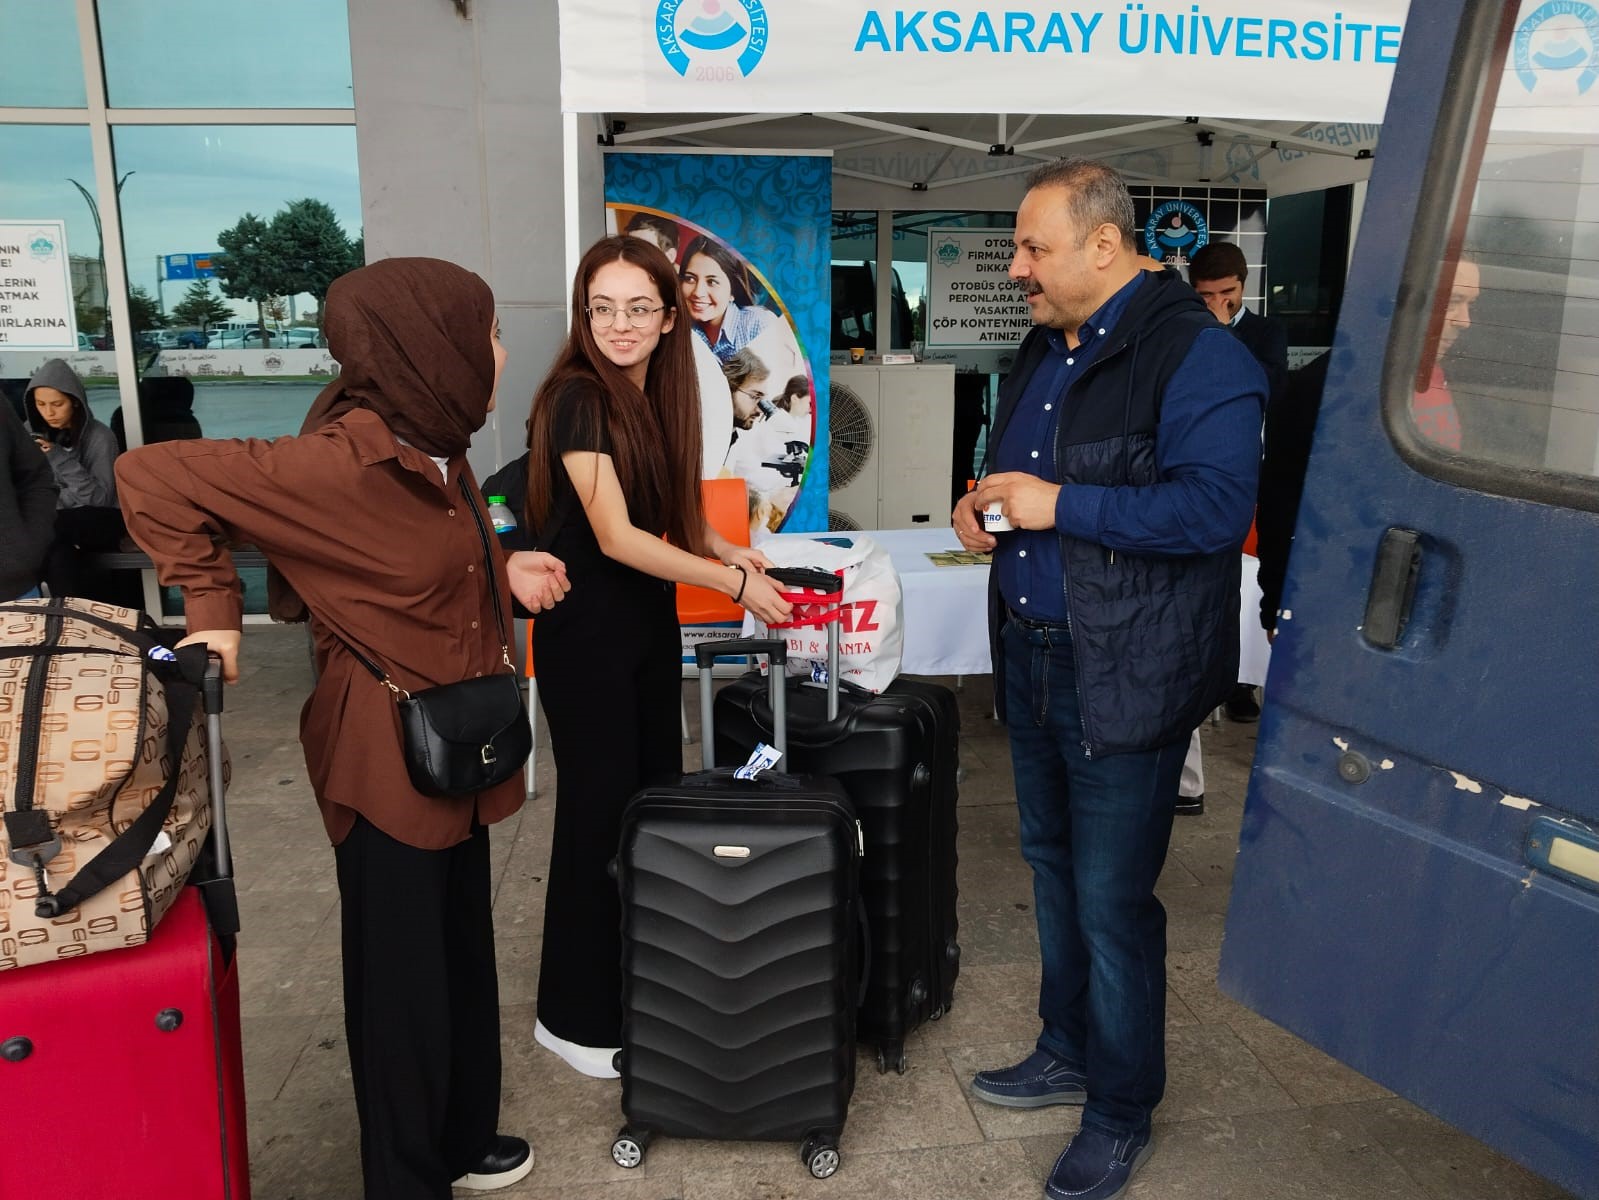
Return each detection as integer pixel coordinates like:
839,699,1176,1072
604,151,831,537
561,1,1411,122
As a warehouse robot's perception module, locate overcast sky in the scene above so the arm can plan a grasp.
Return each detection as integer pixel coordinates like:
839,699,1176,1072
0,0,359,320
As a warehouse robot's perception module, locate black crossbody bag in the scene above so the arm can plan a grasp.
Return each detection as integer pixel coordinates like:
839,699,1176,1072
341,486,531,798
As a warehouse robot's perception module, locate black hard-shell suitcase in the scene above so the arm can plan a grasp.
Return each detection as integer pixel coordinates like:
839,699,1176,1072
715,618,960,1074
612,597,863,1180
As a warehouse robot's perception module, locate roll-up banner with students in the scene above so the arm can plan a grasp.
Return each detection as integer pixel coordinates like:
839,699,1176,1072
604,150,831,539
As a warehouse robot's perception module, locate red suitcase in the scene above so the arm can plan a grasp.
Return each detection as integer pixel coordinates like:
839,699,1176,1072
0,656,250,1200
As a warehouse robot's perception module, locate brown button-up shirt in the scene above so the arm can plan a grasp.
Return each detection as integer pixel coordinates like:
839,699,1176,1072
115,409,524,849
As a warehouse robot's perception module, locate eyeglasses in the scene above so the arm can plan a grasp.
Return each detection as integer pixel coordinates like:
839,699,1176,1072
585,302,666,327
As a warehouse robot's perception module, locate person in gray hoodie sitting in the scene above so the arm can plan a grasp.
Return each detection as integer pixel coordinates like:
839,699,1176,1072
26,358,118,508
25,359,138,605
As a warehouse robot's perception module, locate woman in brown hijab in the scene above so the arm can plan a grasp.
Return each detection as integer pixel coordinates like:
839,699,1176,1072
116,257,567,1199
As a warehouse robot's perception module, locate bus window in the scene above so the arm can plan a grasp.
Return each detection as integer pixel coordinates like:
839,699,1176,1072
1394,1,1599,499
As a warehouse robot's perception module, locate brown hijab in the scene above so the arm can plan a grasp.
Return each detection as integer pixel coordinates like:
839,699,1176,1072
301,256,496,454
269,256,497,620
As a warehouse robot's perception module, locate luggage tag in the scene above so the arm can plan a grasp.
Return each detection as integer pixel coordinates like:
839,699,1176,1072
734,742,782,780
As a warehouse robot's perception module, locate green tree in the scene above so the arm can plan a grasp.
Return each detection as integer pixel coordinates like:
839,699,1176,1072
266,199,354,331
214,213,281,346
170,280,232,334
74,289,107,337
127,285,165,335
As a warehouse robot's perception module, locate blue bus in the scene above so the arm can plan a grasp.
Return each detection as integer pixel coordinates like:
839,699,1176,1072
1220,3,1599,1197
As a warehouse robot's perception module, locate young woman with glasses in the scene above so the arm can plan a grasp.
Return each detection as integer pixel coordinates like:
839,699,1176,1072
522,235,793,1078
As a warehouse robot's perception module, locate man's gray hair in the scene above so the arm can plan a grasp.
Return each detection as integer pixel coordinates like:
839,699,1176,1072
1024,158,1137,250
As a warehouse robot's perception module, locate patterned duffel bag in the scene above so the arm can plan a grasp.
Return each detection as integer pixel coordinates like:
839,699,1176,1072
0,598,226,972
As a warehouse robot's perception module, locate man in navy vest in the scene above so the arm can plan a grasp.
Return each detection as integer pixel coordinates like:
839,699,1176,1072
954,159,1263,1200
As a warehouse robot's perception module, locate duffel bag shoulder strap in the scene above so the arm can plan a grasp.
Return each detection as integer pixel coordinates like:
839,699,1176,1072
30,643,209,919
0,601,162,653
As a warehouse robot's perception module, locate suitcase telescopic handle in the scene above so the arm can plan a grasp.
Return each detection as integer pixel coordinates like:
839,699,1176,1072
763,566,842,594
695,639,788,773
202,656,232,881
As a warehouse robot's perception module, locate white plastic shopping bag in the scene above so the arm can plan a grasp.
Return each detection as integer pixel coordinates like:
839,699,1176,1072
759,534,904,694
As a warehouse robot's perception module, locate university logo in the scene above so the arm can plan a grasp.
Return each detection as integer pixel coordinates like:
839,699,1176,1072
1513,1,1599,95
657,0,769,79
934,237,962,267
1222,140,1261,184
1143,201,1209,262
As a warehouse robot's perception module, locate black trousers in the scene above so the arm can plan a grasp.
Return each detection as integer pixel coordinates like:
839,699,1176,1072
533,579,681,1048
334,816,501,1200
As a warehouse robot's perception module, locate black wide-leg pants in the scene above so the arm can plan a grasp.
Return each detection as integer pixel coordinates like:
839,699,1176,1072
334,815,501,1200
533,579,681,1049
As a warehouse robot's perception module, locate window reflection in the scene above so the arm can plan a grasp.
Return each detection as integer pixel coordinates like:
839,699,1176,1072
0,125,104,414
0,1,85,107
111,124,362,615
98,0,353,109
1409,30,1599,480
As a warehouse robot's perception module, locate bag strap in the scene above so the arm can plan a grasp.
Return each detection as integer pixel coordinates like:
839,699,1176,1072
32,643,209,919
0,602,164,654
338,481,512,695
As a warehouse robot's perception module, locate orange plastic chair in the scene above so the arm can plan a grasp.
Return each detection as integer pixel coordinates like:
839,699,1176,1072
677,478,751,625
677,478,751,743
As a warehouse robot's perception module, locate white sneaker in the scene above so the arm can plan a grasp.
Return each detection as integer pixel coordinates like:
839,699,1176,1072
533,1019,620,1079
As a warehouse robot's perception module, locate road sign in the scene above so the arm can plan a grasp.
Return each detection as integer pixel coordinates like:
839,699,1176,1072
163,252,218,281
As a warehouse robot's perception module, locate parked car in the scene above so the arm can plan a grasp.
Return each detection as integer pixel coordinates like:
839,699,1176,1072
77,333,93,350
206,326,321,349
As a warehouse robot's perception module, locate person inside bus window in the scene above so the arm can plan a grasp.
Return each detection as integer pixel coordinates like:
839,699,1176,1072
678,235,779,363
1412,255,1479,451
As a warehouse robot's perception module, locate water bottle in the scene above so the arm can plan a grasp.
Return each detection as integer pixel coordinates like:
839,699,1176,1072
487,495,518,535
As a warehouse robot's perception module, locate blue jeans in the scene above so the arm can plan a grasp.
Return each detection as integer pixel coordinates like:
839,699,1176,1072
1002,616,1185,1136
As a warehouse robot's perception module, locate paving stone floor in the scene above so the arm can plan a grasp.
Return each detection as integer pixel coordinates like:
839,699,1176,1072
228,625,1573,1200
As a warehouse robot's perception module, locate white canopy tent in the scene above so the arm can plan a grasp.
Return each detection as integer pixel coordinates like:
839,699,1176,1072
555,1,1409,287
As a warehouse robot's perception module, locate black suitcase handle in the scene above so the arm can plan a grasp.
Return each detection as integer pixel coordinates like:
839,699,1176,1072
764,566,843,594
696,640,790,773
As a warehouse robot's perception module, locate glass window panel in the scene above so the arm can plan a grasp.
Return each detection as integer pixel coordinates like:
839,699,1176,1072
0,1,85,107
1401,3,1599,485
0,124,107,404
111,124,362,616
98,0,353,108
831,210,876,350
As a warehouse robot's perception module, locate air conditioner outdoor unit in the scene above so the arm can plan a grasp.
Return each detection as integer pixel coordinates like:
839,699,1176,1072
828,364,955,531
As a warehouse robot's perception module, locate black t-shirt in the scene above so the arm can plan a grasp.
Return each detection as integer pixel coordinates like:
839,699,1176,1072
535,380,663,604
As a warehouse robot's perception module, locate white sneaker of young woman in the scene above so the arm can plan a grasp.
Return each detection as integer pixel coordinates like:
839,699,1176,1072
533,1018,620,1079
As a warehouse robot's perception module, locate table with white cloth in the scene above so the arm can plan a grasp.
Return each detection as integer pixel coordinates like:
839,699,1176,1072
748,526,1271,684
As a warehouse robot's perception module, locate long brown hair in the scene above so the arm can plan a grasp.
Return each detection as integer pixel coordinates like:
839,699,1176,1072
526,236,705,553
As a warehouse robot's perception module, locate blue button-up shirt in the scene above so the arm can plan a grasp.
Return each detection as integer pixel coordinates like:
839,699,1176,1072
696,302,781,363
994,272,1145,621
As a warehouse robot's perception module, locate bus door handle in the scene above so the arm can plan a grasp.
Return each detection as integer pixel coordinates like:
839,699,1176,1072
1363,528,1422,650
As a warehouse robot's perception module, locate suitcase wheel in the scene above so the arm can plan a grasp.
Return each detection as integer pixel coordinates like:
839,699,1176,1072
800,1135,841,1180
611,1128,648,1170
875,1045,908,1075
